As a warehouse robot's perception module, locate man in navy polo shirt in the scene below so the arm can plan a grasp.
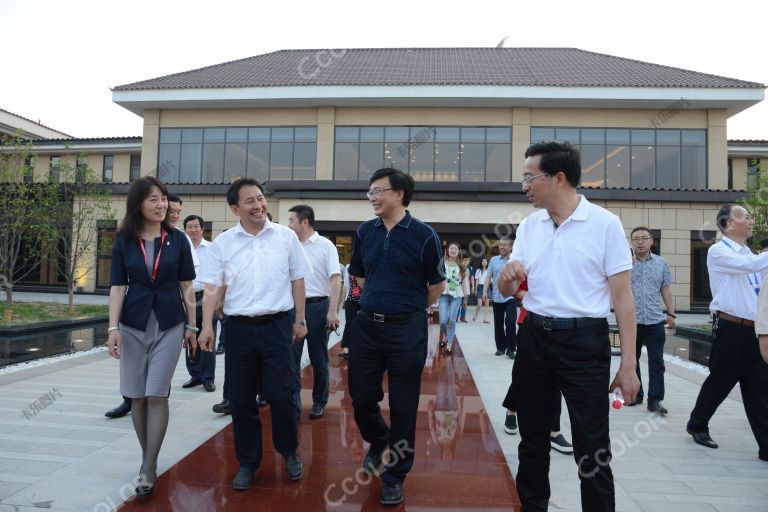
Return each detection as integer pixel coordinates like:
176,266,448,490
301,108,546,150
348,167,445,506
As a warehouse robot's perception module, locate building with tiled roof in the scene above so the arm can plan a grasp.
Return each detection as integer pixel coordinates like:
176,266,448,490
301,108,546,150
14,48,768,309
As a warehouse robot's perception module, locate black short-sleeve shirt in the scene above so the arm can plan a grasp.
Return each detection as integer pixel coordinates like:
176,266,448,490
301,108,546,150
348,211,444,314
111,229,195,331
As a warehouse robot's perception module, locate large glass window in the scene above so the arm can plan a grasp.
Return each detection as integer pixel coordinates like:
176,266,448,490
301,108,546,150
158,127,317,183
531,127,707,189
129,154,141,181
102,155,113,183
335,126,511,182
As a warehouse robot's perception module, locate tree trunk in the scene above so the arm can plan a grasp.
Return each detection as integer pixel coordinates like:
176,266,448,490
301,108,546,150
4,287,12,321
68,281,75,316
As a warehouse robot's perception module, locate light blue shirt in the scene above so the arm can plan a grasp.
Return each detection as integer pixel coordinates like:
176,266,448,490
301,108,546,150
487,255,514,303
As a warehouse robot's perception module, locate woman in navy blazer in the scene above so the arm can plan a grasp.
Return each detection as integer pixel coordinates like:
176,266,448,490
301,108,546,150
106,176,196,497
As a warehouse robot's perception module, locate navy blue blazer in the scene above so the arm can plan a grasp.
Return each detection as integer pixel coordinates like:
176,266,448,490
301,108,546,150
110,229,196,331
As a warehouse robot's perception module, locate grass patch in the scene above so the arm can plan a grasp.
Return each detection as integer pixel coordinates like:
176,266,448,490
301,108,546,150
0,302,108,326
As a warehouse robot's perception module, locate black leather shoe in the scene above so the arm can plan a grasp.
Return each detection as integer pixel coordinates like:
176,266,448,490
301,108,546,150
182,378,203,389
212,399,231,415
203,382,216,392
309,403,325,419
506,350,516,359
494,350,505,356
285,454,303,481
687,427,718,449
647,401,668,415
363,446,385,474
255,395,268,407
380,481,404,506
216,346,225,355
105,400,131,419
232,466,256,490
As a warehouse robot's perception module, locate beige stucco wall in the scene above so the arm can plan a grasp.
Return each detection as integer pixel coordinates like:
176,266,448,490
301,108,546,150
142,110,160,177
731,157,749,190
707,110,728,190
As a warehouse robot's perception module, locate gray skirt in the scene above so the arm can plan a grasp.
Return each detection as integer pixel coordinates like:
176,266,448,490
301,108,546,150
119,310,184,398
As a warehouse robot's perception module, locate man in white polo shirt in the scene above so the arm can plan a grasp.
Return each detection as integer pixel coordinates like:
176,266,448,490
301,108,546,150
197,178,310,491
288,204,341,420
498,141,639,512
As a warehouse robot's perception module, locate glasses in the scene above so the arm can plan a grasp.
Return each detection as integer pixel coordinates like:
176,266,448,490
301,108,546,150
366,187,393,198
631,236,652,242
520,173,550,187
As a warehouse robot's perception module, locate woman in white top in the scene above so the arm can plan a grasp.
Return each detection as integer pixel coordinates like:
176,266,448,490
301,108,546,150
439,242,469,354
472,258,490,323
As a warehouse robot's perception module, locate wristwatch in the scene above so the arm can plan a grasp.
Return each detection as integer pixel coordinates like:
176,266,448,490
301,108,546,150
294,320,307,326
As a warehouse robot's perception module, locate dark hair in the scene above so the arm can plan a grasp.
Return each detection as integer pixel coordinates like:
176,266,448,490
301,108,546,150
630,226,652,238
370,168,415,207
446,241,466,279
184,214,205,229
288,204,315,227
167,194,182,205
716,204,735,233
117,176,173,241
524,141,581,188
227,178,264,206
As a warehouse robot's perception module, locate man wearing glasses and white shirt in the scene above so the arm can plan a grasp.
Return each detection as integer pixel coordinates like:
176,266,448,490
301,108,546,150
687,204,768,462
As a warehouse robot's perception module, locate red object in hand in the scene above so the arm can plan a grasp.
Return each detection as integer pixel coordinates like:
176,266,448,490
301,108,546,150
612,399,623,410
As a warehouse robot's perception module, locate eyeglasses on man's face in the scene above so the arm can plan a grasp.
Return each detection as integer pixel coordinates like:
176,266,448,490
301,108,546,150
631,236,652,242
366,187,393,198
520,173,550,187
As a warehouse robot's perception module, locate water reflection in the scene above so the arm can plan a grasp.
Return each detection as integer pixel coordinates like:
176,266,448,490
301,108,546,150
664,332,711,366
0,322,108,367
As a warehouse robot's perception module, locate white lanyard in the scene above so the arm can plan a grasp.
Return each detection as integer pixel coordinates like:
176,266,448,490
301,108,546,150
721,239,761,296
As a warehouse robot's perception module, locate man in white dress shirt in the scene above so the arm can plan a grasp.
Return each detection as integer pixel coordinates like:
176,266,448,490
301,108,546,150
288,204,341,420
182,214,216,392
687,204,768,462
197,178,310,490
498,141,639,512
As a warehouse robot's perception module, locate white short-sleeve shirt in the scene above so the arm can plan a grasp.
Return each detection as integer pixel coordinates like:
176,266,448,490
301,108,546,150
511,195,632,318
197,219,310,316
302,231,341,298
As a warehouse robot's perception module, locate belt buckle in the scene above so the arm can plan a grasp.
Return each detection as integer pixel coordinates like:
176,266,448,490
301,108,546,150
373,313,385,323
542,318,553,331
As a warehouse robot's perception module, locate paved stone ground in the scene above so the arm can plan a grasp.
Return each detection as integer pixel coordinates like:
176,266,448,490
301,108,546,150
0,296,766,511
459,314,768,512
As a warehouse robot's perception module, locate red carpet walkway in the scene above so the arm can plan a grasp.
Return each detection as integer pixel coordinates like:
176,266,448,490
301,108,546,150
118,322,520,511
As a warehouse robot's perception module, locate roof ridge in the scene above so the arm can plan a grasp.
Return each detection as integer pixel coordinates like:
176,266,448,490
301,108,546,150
0,107,73,138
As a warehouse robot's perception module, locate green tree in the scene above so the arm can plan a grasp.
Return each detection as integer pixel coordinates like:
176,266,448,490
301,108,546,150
0,134,60,320
739,159,768,252
54,153,115,314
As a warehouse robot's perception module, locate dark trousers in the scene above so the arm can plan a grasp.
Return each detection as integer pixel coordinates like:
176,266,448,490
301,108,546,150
635,321,666,403
225,314,299,469
292,299,330,413
186,299,217,383
341,300,361,349
513,317,614,512
218,313,227,350
220,314,229,400
349,312,427,484
687,317,768,458
492,300,517,354
503,382,565,432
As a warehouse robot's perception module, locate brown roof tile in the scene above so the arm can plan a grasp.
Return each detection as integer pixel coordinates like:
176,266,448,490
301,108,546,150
113,48,764,91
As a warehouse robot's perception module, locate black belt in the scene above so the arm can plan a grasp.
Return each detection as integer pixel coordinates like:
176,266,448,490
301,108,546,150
360,309,425,323
527,311,606,331
230,311,289,325
306,296,329,303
